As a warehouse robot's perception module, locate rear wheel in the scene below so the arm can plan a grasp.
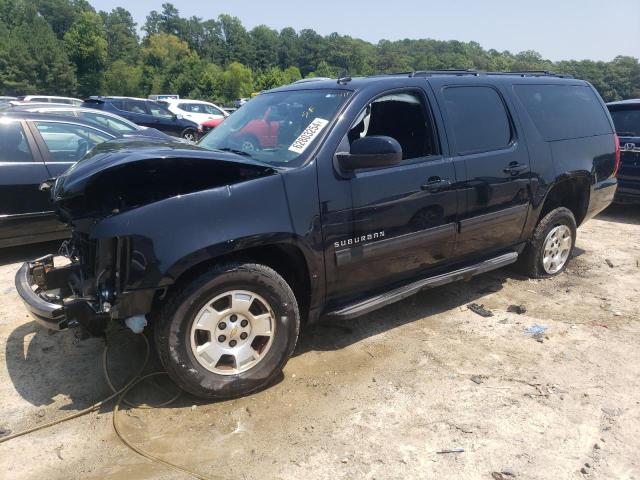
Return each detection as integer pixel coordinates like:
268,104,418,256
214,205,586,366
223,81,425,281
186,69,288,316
155,263,299,399
517,207,576,278
181,128,198,142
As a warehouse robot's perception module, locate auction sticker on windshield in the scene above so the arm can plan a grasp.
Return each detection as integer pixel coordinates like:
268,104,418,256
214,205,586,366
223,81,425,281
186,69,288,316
288,118,329,154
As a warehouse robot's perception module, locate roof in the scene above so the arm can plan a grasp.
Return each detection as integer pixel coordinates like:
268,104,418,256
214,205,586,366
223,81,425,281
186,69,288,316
0,111,121,135
270,70,585,93
606,99,640,107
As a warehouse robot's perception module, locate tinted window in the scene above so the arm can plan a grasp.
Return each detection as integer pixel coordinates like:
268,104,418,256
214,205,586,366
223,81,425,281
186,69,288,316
0,121,33,162
514,85,612,141
609,108,640,137
147,102,174,119
78,111,138,132
346,92,438,161
123,100,148,114
443,86,512,154
35,122,112,162
110,99,124,110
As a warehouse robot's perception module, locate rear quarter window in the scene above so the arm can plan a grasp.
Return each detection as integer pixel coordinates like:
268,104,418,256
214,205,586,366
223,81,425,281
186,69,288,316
514,84,612,141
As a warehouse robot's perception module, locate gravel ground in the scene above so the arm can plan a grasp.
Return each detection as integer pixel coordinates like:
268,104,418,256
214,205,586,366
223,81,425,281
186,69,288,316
0,205,639,480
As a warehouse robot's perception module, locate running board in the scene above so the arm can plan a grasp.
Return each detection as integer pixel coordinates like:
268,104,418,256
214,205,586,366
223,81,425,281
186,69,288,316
327,251,518,320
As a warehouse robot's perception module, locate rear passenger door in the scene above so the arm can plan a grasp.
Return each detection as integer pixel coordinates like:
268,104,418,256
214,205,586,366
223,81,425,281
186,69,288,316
433,82,531,256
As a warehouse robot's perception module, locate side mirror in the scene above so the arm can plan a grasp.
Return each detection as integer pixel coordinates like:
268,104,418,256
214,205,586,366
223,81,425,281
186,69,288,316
338,136,403,171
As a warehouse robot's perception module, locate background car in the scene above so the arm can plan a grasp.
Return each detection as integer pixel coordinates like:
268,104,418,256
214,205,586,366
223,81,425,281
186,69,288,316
607,99,640,203
0,112,170,248
201,117,226,135
163,98,228,126
17,95,83,106
82,96,202,141
4,104,170,139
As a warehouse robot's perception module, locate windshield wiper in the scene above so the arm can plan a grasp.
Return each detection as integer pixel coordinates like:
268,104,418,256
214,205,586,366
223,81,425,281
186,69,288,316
215,147,253,158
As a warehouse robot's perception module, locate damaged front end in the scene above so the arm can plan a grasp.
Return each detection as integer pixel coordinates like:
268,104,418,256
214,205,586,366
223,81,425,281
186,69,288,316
15,138,276,336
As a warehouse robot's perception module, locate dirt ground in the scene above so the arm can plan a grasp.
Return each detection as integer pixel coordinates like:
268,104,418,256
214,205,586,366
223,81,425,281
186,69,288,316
0,205,639,480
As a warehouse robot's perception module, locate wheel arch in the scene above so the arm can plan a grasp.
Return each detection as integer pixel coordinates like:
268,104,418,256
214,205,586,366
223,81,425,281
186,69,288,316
161,238,315,323
538,174,591,227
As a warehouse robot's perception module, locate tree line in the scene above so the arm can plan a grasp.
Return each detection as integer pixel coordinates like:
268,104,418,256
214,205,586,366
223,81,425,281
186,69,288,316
1,0,639,104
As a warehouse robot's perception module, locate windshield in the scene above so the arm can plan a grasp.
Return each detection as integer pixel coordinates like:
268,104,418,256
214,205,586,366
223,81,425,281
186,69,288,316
198,89,351,166
610,108,640,136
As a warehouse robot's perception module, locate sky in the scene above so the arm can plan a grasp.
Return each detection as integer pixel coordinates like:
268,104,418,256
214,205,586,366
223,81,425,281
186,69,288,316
89,0,640,62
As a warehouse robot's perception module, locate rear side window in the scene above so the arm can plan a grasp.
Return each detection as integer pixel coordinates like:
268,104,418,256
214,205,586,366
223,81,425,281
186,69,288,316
0,121,33,162
34,122,112,162
514,84,612,141
123,100,148,114
442,86,512,154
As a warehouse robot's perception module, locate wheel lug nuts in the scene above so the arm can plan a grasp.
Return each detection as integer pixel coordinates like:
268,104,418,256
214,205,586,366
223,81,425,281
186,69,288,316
229,340,237,347
218,322,226,330
240,332,248,340
218,335,226,342
230,314,237,322
240,319,248,327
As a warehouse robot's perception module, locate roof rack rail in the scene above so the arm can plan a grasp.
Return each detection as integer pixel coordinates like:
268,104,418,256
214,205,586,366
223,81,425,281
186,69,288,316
408,69,573,79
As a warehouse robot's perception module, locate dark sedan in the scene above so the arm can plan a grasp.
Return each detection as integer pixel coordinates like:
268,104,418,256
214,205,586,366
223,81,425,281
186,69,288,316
2,103,170,140
0,112,170,247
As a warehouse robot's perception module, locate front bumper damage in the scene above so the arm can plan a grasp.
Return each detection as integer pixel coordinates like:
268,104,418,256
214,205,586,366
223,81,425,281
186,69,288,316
15,254,109,335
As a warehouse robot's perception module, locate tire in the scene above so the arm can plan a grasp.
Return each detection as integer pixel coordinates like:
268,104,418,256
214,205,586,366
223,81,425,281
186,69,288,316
517,207,577,278
181,128,198,142
155,262,299,399
238,134,259,153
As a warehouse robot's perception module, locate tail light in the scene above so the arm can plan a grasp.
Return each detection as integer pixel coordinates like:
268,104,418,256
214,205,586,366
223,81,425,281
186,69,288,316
613,133,621,177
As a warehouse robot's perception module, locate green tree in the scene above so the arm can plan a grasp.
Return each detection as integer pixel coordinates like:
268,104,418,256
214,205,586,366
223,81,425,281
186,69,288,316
103,59,142,96
31,0,94,37
64,10,107,95
250,24,279,70
219,14,254,66
220,61,253,100
101,7,139,64
0,14,76,95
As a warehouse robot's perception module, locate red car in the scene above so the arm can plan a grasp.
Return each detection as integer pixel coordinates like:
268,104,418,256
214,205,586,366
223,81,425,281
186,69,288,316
201,117,225,134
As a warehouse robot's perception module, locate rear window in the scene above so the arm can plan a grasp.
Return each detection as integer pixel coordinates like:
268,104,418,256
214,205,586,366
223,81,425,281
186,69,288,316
514,84,612,141
609,108,640,137
442,86,512,154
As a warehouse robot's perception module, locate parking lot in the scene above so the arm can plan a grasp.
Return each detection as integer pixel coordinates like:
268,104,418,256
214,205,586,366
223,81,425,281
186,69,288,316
0,204,638,480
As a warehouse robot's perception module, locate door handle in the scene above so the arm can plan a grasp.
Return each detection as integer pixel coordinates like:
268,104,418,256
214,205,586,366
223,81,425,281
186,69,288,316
421,177,452,192
503,162,528,175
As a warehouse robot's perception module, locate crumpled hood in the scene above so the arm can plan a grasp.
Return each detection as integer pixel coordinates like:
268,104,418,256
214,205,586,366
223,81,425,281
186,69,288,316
52,137,276,222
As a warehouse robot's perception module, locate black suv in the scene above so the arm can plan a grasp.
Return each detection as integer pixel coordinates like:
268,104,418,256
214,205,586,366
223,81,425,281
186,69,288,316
82,96,202,141
16,72,617,399
607,99,640,203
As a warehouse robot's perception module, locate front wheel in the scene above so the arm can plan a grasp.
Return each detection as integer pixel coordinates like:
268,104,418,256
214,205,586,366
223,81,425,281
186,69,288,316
517,207,577,278
155,263,299,399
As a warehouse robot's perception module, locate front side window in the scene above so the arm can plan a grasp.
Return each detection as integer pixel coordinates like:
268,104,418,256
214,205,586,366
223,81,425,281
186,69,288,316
345,91,438,161
0,121,33,162
35,122,112,162
609,108,640,137
199,89,351,167
443,86,512,154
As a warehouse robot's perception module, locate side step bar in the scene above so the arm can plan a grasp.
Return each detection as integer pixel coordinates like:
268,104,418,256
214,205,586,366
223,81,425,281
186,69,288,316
327,251,518,320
